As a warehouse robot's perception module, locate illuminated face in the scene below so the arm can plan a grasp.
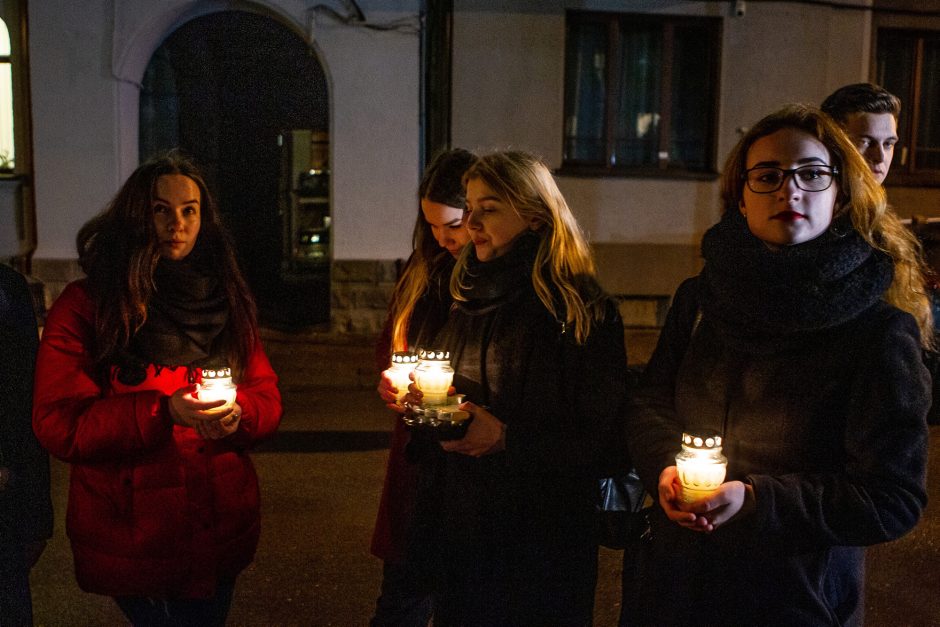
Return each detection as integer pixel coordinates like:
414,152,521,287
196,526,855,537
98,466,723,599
740,128,838,248
420,198,470,258
152,174,201,261
842,112,897,184
464,178,532,262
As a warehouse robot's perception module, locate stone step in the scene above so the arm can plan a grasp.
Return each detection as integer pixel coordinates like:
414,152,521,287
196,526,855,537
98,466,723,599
260,328,381,391
261,324,664,392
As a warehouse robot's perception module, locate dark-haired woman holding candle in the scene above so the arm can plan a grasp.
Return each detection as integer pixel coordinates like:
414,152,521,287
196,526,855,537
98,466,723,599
33,153,282,626
370,148,476,626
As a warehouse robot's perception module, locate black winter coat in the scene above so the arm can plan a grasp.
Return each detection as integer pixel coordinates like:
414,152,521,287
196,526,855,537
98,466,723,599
0,265,53,547
625,276,929,626
409,236,629,625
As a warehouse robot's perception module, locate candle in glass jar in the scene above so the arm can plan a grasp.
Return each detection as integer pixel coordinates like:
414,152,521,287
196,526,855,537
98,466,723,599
385,351,418,403
198,367,237,416
675,431,727,504
413,349,454,407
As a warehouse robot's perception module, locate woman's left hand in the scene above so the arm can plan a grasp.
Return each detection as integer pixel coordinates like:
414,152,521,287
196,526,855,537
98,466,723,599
440,401,506,457
195,402,242,440
676,479,753,533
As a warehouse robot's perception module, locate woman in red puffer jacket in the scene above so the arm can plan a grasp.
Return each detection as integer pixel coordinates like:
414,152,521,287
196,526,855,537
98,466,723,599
33,152,281,626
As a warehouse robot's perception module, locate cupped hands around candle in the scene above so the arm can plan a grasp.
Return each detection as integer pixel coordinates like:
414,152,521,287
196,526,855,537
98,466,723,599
657,466,754,533
166,386,242,440
439,401,506,457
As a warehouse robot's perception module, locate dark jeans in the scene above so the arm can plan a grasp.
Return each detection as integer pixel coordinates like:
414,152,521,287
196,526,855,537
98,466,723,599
0,544,33,627
114,580,235,627
370,560,431,627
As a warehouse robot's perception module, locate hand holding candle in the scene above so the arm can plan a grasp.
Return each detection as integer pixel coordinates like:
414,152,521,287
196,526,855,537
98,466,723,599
195,402,242,440
166,386,232,429
384,351,418,404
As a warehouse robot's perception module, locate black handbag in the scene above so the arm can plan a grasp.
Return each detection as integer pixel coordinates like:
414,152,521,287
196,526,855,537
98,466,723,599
596,470,647,549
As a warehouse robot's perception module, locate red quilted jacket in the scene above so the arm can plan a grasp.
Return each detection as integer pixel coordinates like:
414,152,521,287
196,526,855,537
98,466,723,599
33,281,282,599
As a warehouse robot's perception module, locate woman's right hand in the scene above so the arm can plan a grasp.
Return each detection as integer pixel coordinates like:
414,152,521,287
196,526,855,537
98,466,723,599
166,386,229,428
377,371,406,414
658,466,702,530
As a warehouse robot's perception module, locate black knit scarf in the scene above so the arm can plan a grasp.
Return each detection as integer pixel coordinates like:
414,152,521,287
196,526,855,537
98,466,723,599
457,230,540,313
699,210,893,352
128,255,229,368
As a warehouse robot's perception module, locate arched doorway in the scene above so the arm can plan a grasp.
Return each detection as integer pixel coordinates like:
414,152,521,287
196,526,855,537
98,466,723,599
139,9,330,327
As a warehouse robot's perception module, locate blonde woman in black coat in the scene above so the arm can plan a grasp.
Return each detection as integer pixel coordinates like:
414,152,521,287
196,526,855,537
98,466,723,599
407,151,628,626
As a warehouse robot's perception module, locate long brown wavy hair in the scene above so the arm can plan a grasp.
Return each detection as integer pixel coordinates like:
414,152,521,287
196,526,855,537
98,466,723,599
721,104,932,348
387,148,476,351
77,151,258,375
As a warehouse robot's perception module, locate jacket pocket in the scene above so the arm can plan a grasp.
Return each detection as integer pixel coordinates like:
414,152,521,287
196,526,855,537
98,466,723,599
68,464,134,549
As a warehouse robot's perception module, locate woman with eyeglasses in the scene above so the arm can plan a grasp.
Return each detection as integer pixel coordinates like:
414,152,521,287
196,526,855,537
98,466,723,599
622,104,931,626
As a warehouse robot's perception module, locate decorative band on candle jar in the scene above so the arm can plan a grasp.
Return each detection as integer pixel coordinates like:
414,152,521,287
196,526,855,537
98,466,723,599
386,351,418,403
413,348,454,407
197,366,237,416
675,431,727,504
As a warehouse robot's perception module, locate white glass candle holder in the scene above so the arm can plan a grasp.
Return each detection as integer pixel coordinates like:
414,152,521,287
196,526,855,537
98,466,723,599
385,351,418,403
413,348,454,407
198,366,237,416
675,431,728,504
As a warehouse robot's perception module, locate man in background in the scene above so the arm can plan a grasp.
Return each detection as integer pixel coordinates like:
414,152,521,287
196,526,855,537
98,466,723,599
824,83,940,426
822,82,900,185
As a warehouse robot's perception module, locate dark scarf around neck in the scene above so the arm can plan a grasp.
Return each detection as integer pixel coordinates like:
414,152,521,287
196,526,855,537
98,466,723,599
457,230,541,313
128,255,230,368
699,210,892,351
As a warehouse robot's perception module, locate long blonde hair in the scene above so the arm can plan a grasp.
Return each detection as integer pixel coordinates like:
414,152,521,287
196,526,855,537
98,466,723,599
453,151,607,344
387,148,475,351
721,104,933,348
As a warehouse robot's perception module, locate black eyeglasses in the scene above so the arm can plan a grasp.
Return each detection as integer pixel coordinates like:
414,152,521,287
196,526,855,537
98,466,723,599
743,164,839,194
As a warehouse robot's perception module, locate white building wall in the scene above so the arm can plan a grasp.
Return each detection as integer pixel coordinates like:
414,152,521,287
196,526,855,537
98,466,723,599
29,0,422,263
452,0,873,247
309,12,421,260
451,0,940,295
24,0,940,300
29,0,122,261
